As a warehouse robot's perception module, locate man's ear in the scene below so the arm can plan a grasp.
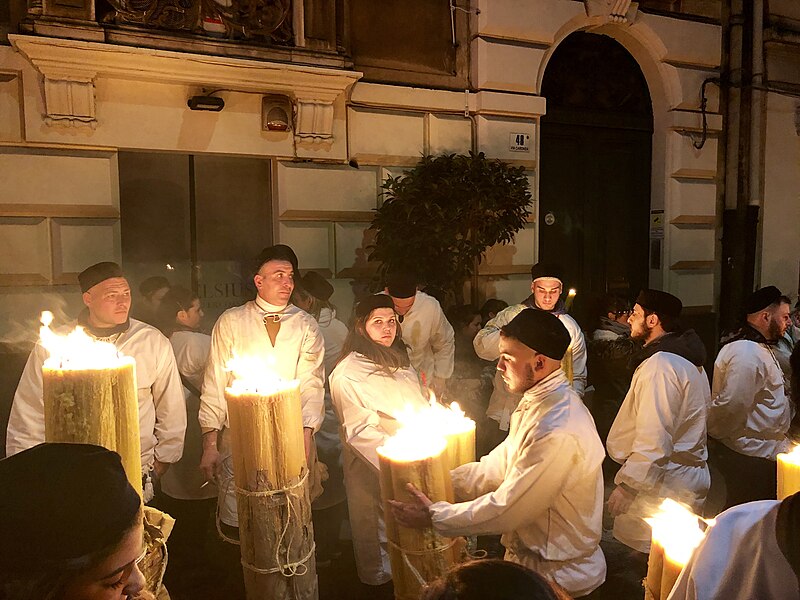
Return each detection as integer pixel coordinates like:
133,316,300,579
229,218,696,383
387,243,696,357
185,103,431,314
646,312,660,329
82,291,92,308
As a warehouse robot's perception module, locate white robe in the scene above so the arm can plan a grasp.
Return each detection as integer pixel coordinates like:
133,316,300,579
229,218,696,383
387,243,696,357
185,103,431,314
200,299,325,526
668,500,799,600
709,340,792,459
6,318,187,472
429,370,606,598
329,352,429,586
160,330,216,500
607,351,710,553
473,303,587,429
389,291,455,382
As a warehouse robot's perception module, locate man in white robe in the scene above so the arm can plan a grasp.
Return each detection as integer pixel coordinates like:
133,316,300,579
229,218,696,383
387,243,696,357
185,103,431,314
606,289,710,554
198,245,325,529
390,309,606,598
473,263,587,449
6,262,186,497
384,270,454,395
709,286,793,508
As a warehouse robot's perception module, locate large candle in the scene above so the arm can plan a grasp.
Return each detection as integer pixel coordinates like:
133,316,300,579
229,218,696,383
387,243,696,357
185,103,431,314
223,356,317,600
378,429,462,600
39,312,142,498
777,445,800,500
644,499,707,600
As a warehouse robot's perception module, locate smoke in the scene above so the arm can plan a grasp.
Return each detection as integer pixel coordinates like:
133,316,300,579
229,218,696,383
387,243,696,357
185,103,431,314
0,292,80,351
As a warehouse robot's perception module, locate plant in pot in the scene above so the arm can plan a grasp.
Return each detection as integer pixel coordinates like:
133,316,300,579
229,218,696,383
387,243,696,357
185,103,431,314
368,152,532,306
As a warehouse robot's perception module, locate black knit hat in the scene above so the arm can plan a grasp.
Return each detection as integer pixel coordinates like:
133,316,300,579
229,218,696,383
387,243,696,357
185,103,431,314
301,271,334,301
502,308,571,360
745,286,783,314
635,289,682,319
355,294,395,320
530,262,564,284
255,244,298,273
0,443,141,575
78,261,125,293
386,270,417,299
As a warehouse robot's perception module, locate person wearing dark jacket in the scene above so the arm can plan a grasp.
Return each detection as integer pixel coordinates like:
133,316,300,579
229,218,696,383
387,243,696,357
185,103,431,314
606,290,710,555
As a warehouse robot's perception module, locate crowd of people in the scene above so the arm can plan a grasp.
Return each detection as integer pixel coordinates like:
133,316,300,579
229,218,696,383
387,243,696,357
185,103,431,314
2,246,800,600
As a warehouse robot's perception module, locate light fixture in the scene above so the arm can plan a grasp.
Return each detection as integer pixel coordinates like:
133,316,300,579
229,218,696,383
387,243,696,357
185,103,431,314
262,95,293,132
188,95,224,112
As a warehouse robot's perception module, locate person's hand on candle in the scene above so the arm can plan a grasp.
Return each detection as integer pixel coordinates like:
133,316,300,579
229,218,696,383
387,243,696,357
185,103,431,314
303,427,314,461
607,484,636,517
429,376,448,398
199,429,221,482
388,483,433,529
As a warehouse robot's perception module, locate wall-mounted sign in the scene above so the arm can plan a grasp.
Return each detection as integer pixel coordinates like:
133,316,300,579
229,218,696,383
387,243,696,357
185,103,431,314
509,133,531,153
650,209,664,239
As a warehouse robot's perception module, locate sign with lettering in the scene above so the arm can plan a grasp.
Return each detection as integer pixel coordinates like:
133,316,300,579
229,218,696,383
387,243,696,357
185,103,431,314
509,133,531,153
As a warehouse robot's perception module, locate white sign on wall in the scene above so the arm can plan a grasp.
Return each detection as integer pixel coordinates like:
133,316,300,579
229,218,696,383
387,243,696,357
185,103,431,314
509,133,531,153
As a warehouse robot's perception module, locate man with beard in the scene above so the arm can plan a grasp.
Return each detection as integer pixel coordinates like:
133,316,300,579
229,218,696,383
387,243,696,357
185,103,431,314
606,289,710,557
473,263,587,453
390,309,606,598
709,286,793,508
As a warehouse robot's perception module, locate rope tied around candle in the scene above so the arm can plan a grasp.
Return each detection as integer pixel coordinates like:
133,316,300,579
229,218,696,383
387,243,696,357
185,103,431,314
386,537,461,587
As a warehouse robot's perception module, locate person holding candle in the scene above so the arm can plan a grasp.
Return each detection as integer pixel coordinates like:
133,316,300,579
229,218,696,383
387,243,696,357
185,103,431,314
6,261,187,497
329,294,430,592
198,244,325,534
390,309,606,598
0,443,147,600
384,269,455,396
473,263,587,452
606,290,710,556
709,286,794,508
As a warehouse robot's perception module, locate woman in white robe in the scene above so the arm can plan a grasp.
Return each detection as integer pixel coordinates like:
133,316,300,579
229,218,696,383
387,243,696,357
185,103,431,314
329,294,429,587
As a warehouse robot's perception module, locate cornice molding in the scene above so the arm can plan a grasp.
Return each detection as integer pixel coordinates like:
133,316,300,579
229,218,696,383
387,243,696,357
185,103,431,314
10,34,361,141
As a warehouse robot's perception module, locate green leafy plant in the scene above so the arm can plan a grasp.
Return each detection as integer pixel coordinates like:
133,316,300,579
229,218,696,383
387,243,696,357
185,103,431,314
368,152,532,303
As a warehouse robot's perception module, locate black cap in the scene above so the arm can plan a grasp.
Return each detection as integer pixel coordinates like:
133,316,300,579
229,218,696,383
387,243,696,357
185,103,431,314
139,276,170,297
355,294,395,320
745,286,783,314
635,289,682,319
386,270,417,299
78,262,125,293
0,443,141,574
530,262,564,283
502,309,571,360
255,245,298,273
301,271,334,301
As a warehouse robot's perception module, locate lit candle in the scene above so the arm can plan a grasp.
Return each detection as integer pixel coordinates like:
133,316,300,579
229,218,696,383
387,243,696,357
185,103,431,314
644,499,707,600
565,288,577,312
378,428,460,600
777,445,800,500
223,355,317,599
39,311,142,498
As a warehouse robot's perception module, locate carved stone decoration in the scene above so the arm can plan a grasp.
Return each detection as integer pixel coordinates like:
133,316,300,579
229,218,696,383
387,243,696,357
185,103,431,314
42,72,97,127
584,0,639,24
294,98,334,143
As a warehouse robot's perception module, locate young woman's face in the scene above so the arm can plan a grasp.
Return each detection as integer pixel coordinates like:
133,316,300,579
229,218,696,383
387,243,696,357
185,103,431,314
62,521,146,600
365,307,398,347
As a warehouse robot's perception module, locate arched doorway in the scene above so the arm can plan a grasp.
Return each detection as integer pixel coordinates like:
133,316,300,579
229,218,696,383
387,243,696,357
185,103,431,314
539,31,653,321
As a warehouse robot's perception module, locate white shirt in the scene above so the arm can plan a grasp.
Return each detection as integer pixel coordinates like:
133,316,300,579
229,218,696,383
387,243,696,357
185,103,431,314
329,352,430,585
391,291,455,381
473,303,587,428
429,370,606,598
709,340,792,459
6,318,187,472
607,349,710,553
668,500,799,600
317,307,348,378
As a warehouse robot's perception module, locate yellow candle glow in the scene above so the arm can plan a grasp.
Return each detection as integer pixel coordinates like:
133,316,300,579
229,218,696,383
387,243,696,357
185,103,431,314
778,445,800,500
644,499,707,600
39,311,142,498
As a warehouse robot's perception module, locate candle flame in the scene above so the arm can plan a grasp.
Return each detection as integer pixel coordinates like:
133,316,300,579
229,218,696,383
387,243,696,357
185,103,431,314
779,444,800,464
225,353,297,395
645,498,707,566
39,311,131,370
568,288,577,297
377,426,447,463
395,391,475,436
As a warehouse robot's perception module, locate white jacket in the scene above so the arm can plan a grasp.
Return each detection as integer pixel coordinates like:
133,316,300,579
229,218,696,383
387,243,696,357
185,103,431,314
709,340,792,459
473,303,587,428
429,370,606,598
607,348,710,553
160,330,215,500
390,291,455,381
6,318,187,472
329,352,429,585
318,307,348,378
668,500,799,600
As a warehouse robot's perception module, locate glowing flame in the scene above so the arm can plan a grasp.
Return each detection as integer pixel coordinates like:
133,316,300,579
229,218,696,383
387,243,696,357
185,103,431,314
39,311,130,370
568,288,577,297
645,498,708,566
780,444,800,465
225,353,297,396
377,426,447,463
